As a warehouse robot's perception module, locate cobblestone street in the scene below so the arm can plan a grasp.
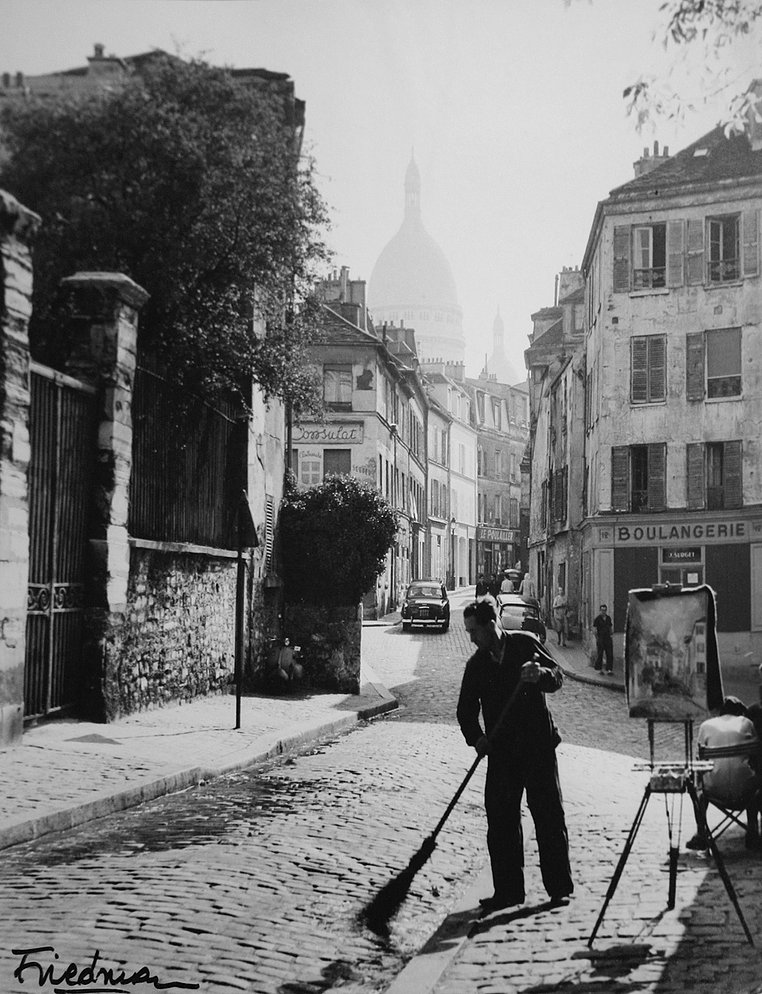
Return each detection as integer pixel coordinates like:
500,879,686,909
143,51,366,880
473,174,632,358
2,592,761,994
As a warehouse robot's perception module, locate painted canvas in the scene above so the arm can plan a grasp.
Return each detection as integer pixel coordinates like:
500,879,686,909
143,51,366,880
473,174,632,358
625,585,724,721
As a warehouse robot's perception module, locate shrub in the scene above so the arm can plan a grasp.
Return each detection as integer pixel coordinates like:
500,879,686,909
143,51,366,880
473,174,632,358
280,476,397,606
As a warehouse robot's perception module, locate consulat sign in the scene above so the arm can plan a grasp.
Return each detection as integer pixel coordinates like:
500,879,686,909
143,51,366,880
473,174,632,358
293,422,364,444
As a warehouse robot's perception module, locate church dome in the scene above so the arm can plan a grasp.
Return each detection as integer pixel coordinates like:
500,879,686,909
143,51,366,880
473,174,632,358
369,157,464,363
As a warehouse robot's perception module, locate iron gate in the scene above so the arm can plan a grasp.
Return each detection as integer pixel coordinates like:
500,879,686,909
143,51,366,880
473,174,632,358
25,361,97,721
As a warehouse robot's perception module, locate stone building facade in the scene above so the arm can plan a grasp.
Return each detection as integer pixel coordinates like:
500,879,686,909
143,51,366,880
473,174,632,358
466,372,530,580
580,86,762,678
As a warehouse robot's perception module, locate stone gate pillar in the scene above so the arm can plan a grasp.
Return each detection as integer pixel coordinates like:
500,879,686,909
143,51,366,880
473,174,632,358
0,191,39,748
60,272,149,720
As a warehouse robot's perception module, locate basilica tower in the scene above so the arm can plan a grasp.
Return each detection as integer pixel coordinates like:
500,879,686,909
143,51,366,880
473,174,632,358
368,157,465,363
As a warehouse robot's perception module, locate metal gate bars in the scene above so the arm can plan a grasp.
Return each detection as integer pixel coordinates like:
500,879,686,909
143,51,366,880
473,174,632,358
25,362,96,721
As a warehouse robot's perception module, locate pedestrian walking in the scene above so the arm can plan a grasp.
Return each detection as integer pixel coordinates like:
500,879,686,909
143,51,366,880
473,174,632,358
475,573,490,599
519,571,536,600
500,571,515,594
592,604,614,674
489,573,501,599
457,599,574,909
552,586,568,647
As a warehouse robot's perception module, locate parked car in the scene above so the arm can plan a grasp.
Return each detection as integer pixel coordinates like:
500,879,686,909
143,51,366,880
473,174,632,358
497,593,547,643
401,580,450,632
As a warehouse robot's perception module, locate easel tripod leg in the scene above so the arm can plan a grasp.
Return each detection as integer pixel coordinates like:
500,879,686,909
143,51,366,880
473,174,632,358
588,787,651,947
686,780,754,947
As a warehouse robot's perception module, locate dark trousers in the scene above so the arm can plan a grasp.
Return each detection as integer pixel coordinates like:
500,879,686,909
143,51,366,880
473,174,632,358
484,746,573,900
595,636,613,671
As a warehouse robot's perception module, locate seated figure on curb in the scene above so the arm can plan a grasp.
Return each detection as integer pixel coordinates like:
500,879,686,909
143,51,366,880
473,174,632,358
457,599,574,910
686,696,761,851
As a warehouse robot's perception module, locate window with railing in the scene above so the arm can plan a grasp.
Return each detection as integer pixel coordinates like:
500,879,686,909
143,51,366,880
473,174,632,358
632,224,666,289
707,215,740,283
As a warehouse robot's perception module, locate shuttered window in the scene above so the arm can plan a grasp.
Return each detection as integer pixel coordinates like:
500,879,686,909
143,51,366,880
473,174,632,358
611,444,666,511
613,226,631,292
686,332,705,401
686,441,742,509
708,214,740,283
611,446,630,511
631,335,666,404
666,220,685,286
687,218,705,285
724,440,743,509
686,443,705,509
742,209,759,276
647,443,666,511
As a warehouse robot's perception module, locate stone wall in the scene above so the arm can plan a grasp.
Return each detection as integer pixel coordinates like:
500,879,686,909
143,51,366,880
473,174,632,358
0,191,38,747
96,546,237,719
283,602,362,694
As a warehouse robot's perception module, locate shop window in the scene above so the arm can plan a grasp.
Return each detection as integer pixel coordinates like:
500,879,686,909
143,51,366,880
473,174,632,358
611,443,666,512
323,364,352,409
323,448,351,478
686,440,742,510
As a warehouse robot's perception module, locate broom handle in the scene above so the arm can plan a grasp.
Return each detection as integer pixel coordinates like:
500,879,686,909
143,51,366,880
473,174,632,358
429,674,527,842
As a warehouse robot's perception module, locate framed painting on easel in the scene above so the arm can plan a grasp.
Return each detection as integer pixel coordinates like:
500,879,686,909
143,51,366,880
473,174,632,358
624,584,724,721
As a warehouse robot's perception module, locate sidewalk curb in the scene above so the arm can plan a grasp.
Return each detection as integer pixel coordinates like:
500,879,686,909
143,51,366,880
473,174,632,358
383,862,493,994
0,689,399,853
558,664,625,694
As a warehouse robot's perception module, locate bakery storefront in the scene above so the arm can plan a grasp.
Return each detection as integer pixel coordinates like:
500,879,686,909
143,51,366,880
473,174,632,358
582,512,762,647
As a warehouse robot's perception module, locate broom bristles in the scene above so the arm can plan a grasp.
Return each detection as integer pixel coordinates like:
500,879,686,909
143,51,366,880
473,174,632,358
361,834,437,936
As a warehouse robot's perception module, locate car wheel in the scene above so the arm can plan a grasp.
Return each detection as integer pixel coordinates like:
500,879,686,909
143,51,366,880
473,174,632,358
402,621,411,631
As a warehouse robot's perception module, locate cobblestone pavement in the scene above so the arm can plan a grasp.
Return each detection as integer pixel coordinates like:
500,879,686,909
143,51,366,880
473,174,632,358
2,591,761,994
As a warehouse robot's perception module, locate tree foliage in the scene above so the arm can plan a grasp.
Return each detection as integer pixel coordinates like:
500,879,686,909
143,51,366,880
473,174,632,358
568,0,762,133
0,54,330,414
279,475,398,607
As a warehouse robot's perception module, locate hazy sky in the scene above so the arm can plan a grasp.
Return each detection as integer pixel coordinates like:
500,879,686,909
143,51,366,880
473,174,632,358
2,0,758,380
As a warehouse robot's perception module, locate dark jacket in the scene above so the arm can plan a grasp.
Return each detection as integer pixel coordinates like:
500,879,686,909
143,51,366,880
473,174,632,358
457,632,562,754
593,613,613,641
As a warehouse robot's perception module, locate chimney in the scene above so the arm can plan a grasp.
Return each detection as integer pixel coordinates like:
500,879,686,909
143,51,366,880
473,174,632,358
633,139,671,178
2,73,10,88
93,43,105,59
15,71,23,88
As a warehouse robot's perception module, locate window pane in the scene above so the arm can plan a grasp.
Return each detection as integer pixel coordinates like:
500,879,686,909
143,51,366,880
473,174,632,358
323,366,352,403
323,449,351,477
707,328,741,378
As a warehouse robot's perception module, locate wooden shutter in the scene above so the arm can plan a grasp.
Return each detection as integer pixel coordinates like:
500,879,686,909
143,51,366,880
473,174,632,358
686,443,705,510
631,337,649,403
647,443,666,510
611,446,630,511
685,332,705,401
723,440,742,508
613,226,631,292
666,219,685,286
648,335,666,401
687,218,705,284
264,494,275,568
742,210,759,277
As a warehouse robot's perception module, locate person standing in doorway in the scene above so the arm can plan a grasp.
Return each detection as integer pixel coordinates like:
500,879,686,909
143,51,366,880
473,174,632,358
457,599,574,909
552,586,568,647
592,604,614,674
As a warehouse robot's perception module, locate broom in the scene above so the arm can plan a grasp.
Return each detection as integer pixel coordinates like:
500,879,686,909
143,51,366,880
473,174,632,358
361,674,528,936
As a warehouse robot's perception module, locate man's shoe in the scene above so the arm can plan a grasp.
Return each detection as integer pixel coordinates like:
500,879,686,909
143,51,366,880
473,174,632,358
686,834,709,850
548,890,573,904
479,892,524,911
605,669,613,675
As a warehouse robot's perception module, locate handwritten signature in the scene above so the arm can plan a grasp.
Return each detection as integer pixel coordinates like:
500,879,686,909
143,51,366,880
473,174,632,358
12,947,200,992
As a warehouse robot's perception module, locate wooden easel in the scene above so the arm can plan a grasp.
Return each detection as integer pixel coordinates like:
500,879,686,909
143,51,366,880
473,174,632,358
588,718,754,947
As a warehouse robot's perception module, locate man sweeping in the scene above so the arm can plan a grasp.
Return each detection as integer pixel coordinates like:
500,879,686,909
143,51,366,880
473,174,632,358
457,599,574,910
